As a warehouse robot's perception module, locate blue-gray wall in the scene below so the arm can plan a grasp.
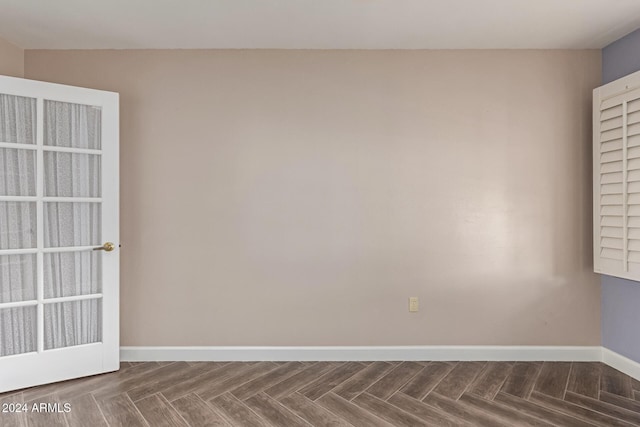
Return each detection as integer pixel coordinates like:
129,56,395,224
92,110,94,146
602,28,640,363
603,28,640,84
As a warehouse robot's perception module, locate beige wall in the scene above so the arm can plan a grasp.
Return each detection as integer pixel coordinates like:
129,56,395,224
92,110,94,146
0,37,23,77
25,49,602,346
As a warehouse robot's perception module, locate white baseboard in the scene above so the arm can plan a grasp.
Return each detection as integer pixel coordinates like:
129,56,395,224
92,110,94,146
602,347,640,381
120,345,602,363
120,345,640,381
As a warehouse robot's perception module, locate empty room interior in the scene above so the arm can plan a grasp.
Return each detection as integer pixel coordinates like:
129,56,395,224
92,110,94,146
3,0,640,426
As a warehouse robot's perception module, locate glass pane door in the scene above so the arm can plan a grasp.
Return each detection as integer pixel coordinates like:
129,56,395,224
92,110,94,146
0,76,118,394
0,96,104,356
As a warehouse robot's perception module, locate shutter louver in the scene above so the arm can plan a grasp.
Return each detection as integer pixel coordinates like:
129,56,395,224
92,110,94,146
598,102,624,271
594,74,640,279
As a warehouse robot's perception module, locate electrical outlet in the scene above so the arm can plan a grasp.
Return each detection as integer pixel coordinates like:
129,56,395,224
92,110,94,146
409,297,419,312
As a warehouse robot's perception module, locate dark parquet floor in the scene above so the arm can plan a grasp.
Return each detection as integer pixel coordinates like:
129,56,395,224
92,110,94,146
1,361,640,426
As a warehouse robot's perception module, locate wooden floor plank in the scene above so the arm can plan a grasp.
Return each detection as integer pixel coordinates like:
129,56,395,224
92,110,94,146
458,392,554,427
299,362,366,401
264,363,337,400
600,390,640,413
564,390,640,425
11,363,156,403
209,393,270,427
400,362,455,400
23,393,71,427
530,391,636,427
500,362,542,399
128,362,210,402
317,392,394,427
95,393,149,427
532,362,572,399
466,362,514,400
93,363,182,400
64,394,108,427
19,372,110,403
199,362,279,401
567,363,601,399
601,365,634,399
161,362,254,402
66,363,164,401
230,362,308,401
120,362,162,373
387,392,473,427
494,391,598,427
432,362,486,400
25,409,67,427
422,392,512,427
332,362,394,401
244,393,311,427
280,392,352,427
168,393,230,427
134,394,188,427
366,362,424,400
186,362,229,369
0,392,26,427
352,392,429,427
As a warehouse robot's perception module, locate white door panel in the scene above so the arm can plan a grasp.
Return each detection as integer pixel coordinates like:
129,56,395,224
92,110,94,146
0,75,119,393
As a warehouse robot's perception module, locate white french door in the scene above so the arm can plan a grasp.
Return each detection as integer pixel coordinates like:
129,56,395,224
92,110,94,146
0,75,119,393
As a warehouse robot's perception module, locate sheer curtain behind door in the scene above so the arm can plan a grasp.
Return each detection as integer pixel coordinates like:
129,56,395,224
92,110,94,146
0,94,37,356
0,96,101,356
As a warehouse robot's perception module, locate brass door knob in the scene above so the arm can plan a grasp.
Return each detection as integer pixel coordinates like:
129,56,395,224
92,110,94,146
93,242,116,252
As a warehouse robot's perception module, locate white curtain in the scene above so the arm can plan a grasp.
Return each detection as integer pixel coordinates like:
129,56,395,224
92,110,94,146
44,199,102,349
0,94,37,356
44,299,101,350
0,97,102,356
0,93,36,144
43,101,102,350
45,100,101,149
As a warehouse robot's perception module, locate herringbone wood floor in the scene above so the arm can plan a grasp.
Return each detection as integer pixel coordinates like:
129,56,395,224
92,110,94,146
1,361,640,426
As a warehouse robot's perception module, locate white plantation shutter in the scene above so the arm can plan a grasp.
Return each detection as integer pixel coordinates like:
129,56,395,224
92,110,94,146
594,70,640,280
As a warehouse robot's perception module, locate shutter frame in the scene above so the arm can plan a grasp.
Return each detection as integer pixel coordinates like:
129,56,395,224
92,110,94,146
594,86,602,273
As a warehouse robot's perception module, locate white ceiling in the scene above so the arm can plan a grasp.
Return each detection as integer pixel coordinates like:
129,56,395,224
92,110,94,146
1,0,640,50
